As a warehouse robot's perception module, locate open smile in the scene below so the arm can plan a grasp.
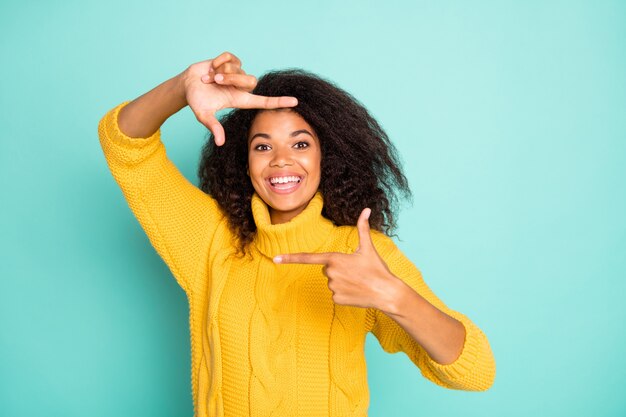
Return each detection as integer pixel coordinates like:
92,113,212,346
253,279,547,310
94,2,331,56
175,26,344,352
265,174,304,194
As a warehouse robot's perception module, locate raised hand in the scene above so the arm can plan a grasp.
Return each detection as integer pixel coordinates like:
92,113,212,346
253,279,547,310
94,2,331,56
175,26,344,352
182,52,298,146
274,208,403,311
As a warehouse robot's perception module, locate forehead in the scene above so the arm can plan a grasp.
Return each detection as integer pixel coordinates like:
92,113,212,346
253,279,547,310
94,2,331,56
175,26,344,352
249,109,316,136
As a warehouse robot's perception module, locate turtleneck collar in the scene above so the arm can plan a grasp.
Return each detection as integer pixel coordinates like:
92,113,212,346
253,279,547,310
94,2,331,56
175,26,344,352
251,191,334,258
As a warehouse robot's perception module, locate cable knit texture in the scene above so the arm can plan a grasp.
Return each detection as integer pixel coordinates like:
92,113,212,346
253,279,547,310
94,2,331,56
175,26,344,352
98,102,496,417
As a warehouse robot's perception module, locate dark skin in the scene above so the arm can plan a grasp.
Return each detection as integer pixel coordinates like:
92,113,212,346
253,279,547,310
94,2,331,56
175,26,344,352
119,51,466,365
118,51,297,141
275,208,467,366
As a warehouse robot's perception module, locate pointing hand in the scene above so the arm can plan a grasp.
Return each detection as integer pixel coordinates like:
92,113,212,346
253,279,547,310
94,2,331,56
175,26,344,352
274,208,401,310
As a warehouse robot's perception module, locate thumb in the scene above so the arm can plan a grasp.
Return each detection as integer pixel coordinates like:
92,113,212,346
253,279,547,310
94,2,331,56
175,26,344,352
356,208,374,253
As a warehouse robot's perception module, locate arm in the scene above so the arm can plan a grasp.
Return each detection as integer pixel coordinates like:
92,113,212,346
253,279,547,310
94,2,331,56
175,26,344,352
369,234,496,391
274,207,496,391
117,72,187,139
380,279,467,366
99,53,298,294
98,99,223,296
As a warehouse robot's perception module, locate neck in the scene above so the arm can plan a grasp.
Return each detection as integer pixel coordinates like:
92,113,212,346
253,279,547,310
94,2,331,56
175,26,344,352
269,207,306,225
251,191,334,258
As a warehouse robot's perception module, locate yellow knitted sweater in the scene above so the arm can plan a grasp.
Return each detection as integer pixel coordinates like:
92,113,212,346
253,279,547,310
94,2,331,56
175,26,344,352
98,102,496,417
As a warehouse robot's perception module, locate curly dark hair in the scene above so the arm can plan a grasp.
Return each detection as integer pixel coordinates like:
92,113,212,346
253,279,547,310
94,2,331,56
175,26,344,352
198,69,412,255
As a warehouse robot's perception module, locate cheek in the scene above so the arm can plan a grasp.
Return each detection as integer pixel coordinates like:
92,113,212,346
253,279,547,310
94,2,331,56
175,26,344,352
308,152,322,180
247,155,263,180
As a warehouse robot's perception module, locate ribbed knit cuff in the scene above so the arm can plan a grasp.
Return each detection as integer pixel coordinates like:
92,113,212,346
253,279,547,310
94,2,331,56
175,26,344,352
422,313,495,391
98,101,163,166
427,315,479,378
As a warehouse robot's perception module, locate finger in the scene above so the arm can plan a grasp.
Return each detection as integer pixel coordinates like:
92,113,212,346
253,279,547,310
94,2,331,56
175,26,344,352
195,111,225,146
196,64,213,84
210,51,242,70
241,94,298,109
356,208,374,253
213,62,244,75
273,252,333,265
199,63,215,84
202,67,246,85
214,73,257,91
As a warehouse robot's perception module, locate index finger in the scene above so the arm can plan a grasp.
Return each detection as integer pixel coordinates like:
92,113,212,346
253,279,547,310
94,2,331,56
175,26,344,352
274,252,333,265
242,94,298,109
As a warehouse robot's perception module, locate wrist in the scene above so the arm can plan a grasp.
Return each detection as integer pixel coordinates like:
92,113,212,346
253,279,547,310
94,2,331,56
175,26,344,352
374,273,413,316
173,69,191,107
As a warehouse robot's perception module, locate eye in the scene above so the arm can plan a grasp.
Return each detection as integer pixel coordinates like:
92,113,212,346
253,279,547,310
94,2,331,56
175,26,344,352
254,144,271,151
294,141,310,149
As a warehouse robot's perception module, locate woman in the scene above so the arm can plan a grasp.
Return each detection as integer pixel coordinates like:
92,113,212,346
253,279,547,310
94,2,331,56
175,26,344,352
98,51,495,417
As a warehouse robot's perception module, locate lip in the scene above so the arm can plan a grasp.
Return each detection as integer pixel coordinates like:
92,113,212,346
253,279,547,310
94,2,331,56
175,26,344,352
265,171,304,195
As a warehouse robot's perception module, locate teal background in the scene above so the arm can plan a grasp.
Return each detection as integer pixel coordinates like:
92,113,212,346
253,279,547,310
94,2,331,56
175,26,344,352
1,1,625,416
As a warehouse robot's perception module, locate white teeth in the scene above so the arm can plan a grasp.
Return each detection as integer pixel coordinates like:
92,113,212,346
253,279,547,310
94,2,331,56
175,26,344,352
270,176,301,184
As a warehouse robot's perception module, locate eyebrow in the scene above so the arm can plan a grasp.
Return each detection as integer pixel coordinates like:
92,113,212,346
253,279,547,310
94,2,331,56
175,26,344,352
249,129,314,142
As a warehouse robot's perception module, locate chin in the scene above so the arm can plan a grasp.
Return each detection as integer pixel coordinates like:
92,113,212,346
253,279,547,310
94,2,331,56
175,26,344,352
266,191,313,211
256,183,318,220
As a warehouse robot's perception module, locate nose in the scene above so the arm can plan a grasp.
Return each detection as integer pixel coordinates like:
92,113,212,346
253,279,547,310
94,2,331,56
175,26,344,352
269,146,294,168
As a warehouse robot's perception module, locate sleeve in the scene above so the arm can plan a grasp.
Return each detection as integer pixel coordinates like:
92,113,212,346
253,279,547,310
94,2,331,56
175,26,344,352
97,102,225,295
367,232,496,391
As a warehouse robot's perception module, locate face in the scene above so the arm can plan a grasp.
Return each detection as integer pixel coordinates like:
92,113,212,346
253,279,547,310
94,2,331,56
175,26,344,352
248,109,322,225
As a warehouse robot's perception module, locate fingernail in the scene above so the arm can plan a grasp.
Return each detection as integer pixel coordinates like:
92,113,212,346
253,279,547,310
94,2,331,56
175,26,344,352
215,74,224,82
273,256,282,263
201,75,210,83
365,208,371,219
